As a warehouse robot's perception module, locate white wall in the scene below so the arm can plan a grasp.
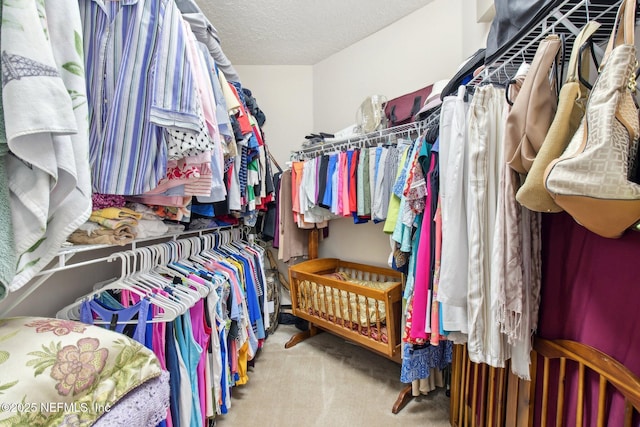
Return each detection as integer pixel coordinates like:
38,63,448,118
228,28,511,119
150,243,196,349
234,65,313,167
312,0,490,267
313,0,465,134
465,1,492,58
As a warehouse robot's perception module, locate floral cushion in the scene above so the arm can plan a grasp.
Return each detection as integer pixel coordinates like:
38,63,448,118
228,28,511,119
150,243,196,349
0,317,162,426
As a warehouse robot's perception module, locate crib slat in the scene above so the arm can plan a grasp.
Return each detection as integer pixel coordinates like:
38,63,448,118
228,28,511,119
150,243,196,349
624,400,633,427
471,362,479,427
487,366,496,426
596,375,607,427
314,282,321,317
450,345,461,423
576,363,585,427
456,345,467,427
303,281,311,314
479,363,488,425
464,354,472,427
556,357,566,427
355,292,363,335
542,357,550,427
496,366,507,427
322,284,329,320
329,285,338,326
346,292,355,328
374,299,381,343
365,297,372,339
337,289,346,328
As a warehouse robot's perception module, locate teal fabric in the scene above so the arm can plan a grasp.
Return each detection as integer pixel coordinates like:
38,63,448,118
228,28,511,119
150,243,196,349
0,6,17,300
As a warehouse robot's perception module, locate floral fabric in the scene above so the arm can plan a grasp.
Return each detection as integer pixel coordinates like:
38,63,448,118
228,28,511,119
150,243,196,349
0,317,163,427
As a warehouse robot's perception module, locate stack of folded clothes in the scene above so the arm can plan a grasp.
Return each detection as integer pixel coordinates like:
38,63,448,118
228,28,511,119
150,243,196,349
68,207,142,246
125,203,185,238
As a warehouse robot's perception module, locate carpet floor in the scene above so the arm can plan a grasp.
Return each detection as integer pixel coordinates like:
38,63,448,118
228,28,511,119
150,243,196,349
215,324,450,427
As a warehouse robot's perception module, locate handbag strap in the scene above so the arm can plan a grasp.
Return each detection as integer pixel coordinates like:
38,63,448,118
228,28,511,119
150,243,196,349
602,0,636,66
519,34,562,96
566,21,601,83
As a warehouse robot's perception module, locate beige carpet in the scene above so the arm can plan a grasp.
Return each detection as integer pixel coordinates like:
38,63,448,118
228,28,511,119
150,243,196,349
215,324,450,427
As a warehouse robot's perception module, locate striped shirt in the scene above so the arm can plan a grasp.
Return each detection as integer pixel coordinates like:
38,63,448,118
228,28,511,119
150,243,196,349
80,0,200,195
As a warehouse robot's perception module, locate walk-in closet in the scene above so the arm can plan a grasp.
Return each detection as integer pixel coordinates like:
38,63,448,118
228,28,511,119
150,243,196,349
1,0,639,426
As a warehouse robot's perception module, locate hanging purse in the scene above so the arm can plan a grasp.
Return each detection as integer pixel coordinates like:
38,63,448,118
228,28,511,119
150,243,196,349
516,21,601,212
504,34,562,174
544,0,640,238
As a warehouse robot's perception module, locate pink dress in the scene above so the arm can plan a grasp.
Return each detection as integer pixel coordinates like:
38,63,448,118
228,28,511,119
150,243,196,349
409,155,437,342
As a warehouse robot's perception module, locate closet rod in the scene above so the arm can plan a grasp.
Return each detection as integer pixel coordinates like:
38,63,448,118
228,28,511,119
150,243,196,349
0,225,239,317
292,108,441,160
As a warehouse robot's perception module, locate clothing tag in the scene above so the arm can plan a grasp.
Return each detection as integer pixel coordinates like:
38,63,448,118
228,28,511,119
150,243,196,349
267,301,275,314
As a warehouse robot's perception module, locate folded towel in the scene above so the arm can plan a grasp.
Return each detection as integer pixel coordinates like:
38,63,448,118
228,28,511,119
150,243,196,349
89,216,138,230
91,207,143,221
68,225,135,246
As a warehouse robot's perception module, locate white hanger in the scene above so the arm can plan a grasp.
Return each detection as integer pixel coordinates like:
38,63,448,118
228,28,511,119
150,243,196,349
56,252,179,324
133,248,189,315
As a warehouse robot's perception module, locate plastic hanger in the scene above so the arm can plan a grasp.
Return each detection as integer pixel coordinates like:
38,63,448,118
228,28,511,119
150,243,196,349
152,242,208,300
56,252,179,324
134,248,190,314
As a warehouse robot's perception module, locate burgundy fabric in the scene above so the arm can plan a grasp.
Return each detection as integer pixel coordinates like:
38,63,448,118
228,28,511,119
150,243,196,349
538,212,640,426
92,193,126,210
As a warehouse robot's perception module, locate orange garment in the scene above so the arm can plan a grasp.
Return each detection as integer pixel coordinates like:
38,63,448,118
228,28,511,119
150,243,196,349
236,341,249,385
291,161,304,223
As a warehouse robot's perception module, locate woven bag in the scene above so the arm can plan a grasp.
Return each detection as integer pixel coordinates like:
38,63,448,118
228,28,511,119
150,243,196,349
516,21,601,212
544,0,640,238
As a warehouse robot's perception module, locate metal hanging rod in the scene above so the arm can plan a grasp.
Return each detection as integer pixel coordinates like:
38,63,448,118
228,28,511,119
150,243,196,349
292,106,441,161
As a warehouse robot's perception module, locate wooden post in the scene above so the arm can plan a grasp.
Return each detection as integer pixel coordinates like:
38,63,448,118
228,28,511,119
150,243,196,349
308,228,319,260
285,227,320,349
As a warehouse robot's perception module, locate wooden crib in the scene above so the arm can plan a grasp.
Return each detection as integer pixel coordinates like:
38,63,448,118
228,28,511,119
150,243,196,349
286,258,404,363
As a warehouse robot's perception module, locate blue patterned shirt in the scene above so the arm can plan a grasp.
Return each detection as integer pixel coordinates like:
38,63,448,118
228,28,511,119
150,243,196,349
80,0,200,195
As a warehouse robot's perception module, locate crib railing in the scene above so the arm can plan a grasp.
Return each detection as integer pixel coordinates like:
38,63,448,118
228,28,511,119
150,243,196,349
450,339,640,427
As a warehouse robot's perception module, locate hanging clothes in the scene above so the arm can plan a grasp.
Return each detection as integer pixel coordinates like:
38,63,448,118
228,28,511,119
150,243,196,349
66,230,271,424
436,87,470,339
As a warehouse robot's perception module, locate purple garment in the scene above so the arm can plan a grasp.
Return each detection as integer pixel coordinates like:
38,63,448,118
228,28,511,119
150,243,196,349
92,193,126,210
93,371,170,427
537,212,640,427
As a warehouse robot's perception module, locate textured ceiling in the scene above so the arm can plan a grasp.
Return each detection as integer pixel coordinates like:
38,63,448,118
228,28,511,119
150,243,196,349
196,0,435,65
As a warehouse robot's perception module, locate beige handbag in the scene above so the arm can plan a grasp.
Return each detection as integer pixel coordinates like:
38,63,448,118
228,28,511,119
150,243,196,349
544,0,640,238
516,22,601,212
504,34,561,174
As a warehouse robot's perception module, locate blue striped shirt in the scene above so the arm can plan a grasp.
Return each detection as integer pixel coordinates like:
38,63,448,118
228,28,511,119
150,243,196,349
80,0,200,195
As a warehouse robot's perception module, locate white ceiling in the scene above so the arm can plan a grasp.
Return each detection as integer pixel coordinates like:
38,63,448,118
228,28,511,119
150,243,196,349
196,0,435,65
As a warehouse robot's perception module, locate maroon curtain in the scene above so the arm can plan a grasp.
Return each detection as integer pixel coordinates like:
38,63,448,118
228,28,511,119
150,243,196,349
538,212,640,426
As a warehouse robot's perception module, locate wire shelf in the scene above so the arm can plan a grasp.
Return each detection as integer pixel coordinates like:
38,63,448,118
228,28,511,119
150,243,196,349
470,0,622,87
292,106,441,160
